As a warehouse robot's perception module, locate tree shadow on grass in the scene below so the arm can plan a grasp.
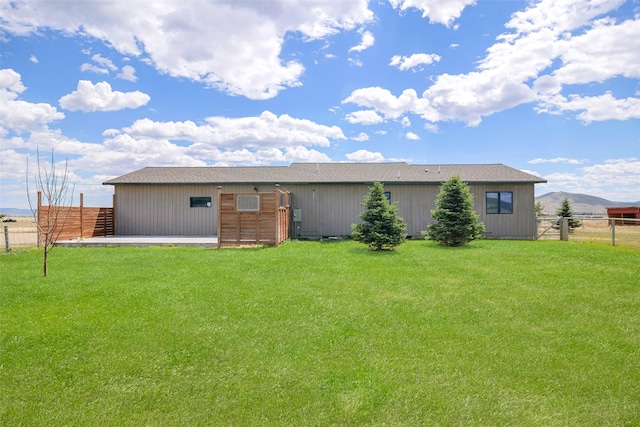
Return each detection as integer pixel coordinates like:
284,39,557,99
346,245,402,256
425,242,485,251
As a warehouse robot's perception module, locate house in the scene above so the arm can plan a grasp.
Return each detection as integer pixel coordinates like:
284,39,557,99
103,162,546,241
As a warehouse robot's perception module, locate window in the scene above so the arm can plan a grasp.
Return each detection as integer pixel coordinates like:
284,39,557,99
190,197,211,208
486,192,513,214
384,191,391,202
237,194,260,211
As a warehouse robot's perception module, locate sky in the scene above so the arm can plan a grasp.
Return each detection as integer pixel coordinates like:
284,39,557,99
1,0,639,209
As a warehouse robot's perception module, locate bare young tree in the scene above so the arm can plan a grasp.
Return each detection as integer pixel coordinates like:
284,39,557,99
26,148,74,277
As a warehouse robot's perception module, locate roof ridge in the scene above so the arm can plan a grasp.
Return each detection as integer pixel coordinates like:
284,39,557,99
104,163,546,185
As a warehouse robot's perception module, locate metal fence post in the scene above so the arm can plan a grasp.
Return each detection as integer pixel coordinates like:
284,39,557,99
4,225,9,252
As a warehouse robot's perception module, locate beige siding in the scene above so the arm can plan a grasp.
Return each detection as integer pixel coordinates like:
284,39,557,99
115,185,217,235
470,184,537,239
114,182,538,239
389,184,438,236
283,184,368,237
280,183,536,239
279,183,439,238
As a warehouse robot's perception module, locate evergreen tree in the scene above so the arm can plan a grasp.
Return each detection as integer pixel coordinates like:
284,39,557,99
535,201,544,217
556,197,581,231
424,175,485,246
351,181,407,251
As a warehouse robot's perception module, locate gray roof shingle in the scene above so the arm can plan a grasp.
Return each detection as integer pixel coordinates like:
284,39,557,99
103,163,546,185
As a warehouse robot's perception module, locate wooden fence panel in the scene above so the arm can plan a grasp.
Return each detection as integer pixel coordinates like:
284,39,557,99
277,206,290,245
38,192,114,243
217,189,291,247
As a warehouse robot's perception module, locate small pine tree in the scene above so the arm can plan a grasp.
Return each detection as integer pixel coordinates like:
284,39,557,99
556,197,581,231
535,201,544,217
424,175,485,246
351,181,407,251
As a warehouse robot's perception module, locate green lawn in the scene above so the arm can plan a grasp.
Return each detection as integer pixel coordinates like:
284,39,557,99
1,240,639,426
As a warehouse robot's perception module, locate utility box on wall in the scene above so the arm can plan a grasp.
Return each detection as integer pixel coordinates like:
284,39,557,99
293,208,302,223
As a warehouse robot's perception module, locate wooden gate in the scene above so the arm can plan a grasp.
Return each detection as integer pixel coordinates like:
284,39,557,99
217,188,291,247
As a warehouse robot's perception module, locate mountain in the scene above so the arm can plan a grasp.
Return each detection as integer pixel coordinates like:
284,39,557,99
0,208,33,217
535,192,640,215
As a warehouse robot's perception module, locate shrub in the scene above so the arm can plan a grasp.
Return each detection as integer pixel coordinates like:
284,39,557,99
351,181,407,251
424,175,485,246
556,197,581,231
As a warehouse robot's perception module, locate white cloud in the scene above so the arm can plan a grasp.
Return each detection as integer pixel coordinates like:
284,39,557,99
401,116,411,127
80,54,118,75
502,0,625,41
349,30,375,52
388,0,477,27
351,132,369,142
345,149,385,162
552,18,640,85
29,55,38,63
193,145,331,167
536,92,640,124
122,111,346,150
405,132,420,140
348,57,364,67
116,65,138,82
343,0,639,126
0,69,64,131
0,77,346,208
390,53,440,71
528,157,589,165
282,146,332,163
102,128,120,137
59,81,151,112
0,0,374,100
342,87,431,120
345,109,384,125
343,72,535,126
91,133,205,174
539,158,640,202
0,69,26,94
425,71,536,126
1,146,29,177
80,63,109,75
424,123,439,133
91,54,117,71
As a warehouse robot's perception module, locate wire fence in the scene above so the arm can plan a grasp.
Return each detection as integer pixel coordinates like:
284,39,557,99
3,216,639,252
538,216,640,249
2,219,39,253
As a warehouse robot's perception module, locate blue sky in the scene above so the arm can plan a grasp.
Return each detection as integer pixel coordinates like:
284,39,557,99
1,0,639,209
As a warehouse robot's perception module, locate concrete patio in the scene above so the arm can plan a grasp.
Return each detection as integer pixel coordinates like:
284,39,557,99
55,235,218,247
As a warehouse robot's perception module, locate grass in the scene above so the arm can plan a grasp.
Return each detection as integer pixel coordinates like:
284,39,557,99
572,219,640,249
1,240,639,426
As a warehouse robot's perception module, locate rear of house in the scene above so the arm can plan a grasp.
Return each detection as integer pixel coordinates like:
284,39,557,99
104,162,546,240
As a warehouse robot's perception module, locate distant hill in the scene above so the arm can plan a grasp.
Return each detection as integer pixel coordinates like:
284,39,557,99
535,192,640,215
0,208,33,217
